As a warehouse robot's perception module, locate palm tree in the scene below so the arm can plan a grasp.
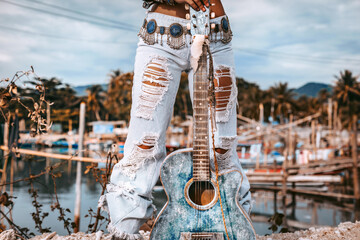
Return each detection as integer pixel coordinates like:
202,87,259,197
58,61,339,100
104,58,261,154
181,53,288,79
237,77,268,121
296,95,313,119
317,89,330,105
316,89,332,125
267,82,296,124
86,85,106,121
333,70,360,129
105,70,133,122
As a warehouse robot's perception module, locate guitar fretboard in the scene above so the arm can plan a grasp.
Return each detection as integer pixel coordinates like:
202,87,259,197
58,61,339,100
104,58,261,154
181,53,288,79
193,44,210,181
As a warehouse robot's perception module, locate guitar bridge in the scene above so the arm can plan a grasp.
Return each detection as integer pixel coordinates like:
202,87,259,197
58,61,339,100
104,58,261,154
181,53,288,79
180,232,224,240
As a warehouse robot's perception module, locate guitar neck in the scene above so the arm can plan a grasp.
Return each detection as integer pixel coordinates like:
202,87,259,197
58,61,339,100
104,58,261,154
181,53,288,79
188,1,212,181
193,44,210,181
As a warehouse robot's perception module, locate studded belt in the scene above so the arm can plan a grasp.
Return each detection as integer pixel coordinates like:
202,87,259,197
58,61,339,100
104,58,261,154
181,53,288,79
138,16,233,50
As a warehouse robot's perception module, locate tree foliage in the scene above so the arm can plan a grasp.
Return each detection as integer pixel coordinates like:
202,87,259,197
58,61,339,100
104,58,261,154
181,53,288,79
3,68,358,131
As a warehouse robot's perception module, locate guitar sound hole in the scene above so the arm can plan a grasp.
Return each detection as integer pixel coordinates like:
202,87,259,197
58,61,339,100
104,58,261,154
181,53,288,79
188,181,215,206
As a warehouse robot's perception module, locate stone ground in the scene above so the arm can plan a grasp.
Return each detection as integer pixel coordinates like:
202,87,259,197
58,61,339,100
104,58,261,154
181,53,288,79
257,221,360,240
0,221,359,239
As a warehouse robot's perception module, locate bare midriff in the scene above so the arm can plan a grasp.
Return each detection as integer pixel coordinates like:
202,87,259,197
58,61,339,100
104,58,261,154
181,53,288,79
150,0,226,19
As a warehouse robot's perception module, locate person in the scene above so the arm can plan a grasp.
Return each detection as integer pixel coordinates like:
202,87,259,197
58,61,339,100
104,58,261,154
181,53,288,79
98,1,252,239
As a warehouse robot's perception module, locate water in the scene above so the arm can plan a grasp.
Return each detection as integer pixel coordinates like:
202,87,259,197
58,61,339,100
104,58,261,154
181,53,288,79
2,152,105,236
2,149,359,236
250,191,359,235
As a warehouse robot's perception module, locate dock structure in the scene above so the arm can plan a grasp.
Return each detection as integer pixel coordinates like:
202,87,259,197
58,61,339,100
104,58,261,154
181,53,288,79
0,145,106,163
248,157,359,200
237,111,359,202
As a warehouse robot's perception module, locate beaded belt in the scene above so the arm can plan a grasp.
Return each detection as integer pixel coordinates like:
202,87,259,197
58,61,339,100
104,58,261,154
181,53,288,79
138,16,233,50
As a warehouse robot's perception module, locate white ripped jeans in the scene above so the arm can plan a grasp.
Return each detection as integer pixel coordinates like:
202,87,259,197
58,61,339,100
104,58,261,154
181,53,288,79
99,12,252,239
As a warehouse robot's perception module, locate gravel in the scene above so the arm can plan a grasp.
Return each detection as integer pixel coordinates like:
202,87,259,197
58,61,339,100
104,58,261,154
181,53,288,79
1,221,359,240
257,221,360,240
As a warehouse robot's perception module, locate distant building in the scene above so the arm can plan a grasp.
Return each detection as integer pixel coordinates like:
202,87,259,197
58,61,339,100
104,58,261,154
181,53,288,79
88,121,128,140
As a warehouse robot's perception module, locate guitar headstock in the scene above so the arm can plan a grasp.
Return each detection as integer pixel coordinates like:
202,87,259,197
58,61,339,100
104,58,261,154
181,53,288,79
185,0,214,37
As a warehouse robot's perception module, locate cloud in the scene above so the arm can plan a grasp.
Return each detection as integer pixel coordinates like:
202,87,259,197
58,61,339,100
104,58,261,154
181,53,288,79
0,53,12,63
226,0,360,88
0,0,143,86
0,0,359,89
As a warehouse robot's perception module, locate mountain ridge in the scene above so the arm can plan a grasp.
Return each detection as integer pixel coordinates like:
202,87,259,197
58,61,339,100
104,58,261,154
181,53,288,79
294,82,332,97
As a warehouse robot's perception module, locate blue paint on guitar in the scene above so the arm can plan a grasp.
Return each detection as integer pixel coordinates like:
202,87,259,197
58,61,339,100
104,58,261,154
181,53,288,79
150,149,256,240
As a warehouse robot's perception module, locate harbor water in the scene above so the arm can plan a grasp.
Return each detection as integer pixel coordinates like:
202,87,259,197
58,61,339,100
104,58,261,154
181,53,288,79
2,148,359,236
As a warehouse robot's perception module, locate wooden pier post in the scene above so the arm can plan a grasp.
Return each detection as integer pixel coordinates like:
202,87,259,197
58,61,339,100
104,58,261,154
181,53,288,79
74,102,86,233
282,146,288,228
68,119,73,176
311,120,317,161
289,115,294,165
263,141,268,167
333,102,338,147
274,183,278,213
259,103,264,124
352,115,359,202
1,116,10,193
328,98,332,130
45,157,50,184
47,102,51,133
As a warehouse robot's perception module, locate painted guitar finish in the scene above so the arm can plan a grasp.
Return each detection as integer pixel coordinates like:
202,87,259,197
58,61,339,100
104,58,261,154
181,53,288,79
150,149,256,240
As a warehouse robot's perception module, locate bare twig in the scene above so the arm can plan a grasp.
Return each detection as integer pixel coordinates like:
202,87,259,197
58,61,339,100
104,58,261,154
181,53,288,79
0,66,52,136
50,171,73,234
89,151,118,232
0,209,30,239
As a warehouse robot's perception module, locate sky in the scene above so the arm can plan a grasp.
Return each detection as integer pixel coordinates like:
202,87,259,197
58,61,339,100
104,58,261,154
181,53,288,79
0,0,359,90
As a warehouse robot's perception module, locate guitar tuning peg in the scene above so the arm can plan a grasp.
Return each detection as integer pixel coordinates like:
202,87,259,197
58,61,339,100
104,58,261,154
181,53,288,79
187,23,191,30
211,23,216,29
185,4,190,10
211,3,215,6
211,12,216,19
186,13,190,20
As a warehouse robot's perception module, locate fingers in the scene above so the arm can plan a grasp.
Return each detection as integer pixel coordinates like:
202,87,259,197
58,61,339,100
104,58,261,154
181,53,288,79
186,0,200,11
186,0,208,11
202,0,210,8
194,0,206,11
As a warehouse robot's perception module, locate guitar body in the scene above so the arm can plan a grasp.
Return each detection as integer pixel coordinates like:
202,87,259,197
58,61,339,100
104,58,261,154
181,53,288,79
150,149,256,240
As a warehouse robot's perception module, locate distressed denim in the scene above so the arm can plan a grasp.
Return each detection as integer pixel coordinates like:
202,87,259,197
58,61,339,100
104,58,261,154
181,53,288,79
99,12,252,239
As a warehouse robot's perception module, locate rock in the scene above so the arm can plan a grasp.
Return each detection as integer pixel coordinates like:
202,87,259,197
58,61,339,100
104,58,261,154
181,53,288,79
0,229,16,240
257,221,360,240
96,231,103,240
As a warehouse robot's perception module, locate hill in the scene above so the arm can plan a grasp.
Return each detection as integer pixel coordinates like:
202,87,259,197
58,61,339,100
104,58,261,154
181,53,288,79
294,82,332,98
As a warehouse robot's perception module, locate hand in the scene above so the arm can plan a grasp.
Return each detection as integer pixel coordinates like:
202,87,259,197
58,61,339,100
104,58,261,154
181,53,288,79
174,0,209,12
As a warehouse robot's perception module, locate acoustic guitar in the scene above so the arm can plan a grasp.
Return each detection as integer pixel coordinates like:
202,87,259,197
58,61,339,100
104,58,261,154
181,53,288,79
150,2,256,239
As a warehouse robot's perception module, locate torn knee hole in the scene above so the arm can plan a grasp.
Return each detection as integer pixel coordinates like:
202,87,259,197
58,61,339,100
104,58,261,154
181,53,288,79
142,81,166,88
119,134,159,179
213,66,237,122
143,65,168,88
137,134,158,150
214,67,233,112
136,56,172,120
137,144,154,150
215,148,228,154
143,61,169,85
